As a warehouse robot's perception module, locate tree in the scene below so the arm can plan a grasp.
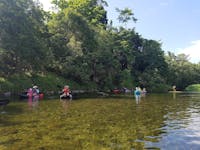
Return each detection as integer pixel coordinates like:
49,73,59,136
52,0,108,28
130,39,168,89
165,52,200,90
116,7,137,27
0,0,48,76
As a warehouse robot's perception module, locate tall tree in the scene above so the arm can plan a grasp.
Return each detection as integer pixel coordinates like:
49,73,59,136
116,7,137,27
0,0,48,76
165,52,200,90
52,0,108,28
47,8,97,82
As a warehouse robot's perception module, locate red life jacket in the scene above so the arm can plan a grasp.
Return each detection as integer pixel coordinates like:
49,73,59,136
63,88,70,95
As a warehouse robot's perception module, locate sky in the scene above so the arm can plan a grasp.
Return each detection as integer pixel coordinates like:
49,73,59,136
39,0,200,63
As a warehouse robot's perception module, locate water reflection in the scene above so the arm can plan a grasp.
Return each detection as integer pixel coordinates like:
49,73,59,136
135,97,140,104
144,94,200,149
28,98,39,110
60,99,71,114
173,92,176,99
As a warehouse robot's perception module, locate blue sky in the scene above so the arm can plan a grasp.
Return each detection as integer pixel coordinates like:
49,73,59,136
40,0,200,63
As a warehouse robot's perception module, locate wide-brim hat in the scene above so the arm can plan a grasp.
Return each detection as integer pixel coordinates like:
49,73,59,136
33,86,38,88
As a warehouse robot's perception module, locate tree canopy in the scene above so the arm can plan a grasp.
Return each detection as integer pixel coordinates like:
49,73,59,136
0,0,200,93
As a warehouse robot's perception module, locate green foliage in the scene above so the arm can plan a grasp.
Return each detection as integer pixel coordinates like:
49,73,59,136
133,39,167,75
0,73,80,94
120,69,134,88
0,77,13,92
0,0,49,74
150,83,170,93
31,73,64,92
116,7,137,25
134,69,170,93
67,0,108,27
165,52,200,90
185,84,200,92
1,0,200,93
0,74,33,93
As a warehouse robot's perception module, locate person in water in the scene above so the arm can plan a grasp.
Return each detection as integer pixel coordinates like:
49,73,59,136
134,87,141,102
141,88,147,97
32,86,39,101
60,85,72,100
27,88,33,100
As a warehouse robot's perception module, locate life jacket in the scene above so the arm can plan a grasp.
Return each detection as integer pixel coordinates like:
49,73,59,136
33,88,39,96
27,88,33,97
63,88,70,95
135,90,141,96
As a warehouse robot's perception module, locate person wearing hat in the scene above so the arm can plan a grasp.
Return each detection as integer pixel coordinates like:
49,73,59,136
60,85,72,100
32,85,39,101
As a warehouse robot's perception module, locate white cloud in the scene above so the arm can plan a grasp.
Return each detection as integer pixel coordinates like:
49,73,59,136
176,40,200,63
160,2,169,6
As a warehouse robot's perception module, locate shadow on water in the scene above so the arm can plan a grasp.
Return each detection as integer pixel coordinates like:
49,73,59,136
0,103,30,127
0,95,41,126
1,104,24,114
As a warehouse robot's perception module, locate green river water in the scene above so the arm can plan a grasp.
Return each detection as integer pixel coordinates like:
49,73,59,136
1,93,200,149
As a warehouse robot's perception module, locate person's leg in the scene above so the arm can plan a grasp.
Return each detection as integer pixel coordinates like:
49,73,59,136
69,94,72,101
60,93,66,100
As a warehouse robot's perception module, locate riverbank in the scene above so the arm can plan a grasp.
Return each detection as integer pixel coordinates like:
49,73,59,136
168,91,183,93
169,91,200,94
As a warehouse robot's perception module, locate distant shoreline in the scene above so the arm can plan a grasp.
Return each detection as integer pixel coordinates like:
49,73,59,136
169,91,200,94
168,91,183,93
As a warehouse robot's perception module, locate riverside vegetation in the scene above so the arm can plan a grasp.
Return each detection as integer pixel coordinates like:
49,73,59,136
0,0,200,94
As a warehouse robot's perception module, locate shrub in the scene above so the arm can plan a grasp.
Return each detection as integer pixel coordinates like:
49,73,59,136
185,84,200,92
148,83,170,93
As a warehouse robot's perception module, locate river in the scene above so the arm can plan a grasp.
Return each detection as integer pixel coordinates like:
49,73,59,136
1,93,200,149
